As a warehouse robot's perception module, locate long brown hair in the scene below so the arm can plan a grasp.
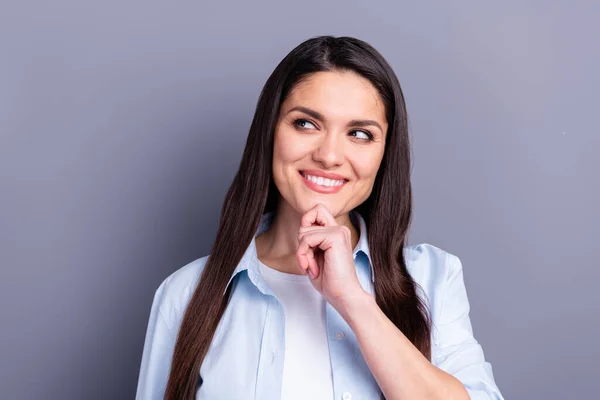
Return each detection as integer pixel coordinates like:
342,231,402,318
165,35,431,399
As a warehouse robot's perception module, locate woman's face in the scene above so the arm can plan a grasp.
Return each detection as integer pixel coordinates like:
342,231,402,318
272,70,388,217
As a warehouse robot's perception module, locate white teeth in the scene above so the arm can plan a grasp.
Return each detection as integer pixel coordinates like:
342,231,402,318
303,173,345,187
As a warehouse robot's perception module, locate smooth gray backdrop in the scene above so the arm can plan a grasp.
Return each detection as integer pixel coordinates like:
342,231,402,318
1,1,598,399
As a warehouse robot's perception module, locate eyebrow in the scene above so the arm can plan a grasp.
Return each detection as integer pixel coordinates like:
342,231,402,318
286,106,384,133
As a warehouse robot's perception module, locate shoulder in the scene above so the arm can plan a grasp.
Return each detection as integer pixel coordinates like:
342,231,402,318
404,242,462,280
151,255,211,333
403,243,465,314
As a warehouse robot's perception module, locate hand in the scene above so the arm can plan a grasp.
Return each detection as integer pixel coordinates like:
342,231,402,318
295,203,367,310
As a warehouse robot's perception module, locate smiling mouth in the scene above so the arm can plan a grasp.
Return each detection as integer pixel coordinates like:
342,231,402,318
299,171,349,189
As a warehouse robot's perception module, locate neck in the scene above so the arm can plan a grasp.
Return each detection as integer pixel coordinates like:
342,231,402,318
256,199,360,274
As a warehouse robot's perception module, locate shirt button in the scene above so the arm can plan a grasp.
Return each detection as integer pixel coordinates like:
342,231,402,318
270,352,276,364
335,331,345,340
342,392,352,400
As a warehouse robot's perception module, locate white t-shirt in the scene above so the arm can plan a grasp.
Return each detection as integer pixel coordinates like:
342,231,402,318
258,259,335,400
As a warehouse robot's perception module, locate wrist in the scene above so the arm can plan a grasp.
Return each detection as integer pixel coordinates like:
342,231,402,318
334,289,377,326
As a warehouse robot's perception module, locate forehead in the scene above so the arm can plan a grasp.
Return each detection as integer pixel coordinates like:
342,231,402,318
282,71,386,124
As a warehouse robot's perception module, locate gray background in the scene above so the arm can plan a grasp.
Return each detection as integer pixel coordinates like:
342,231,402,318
1,0,598,399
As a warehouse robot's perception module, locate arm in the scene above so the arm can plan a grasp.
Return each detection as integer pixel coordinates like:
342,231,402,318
430,253,504,399
337,253,503,400
338,293,469,400
135,280,176,400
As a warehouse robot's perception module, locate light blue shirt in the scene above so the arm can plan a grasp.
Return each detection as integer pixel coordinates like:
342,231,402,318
136,210,504,399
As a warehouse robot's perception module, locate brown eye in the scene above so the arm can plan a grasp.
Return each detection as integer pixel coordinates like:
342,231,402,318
350,130,374,141
293,118,317,130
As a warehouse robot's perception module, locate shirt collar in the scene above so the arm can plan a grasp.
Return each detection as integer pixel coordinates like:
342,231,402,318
224,209,375,295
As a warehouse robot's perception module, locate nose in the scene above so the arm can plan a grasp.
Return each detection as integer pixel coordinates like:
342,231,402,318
312,130,345,168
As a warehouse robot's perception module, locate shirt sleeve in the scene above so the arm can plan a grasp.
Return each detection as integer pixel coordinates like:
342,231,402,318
135,280,176,400
432,253,504,400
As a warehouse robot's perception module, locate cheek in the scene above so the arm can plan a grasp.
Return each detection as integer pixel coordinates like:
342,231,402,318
353,151,384,181
272,130,302,190
273,128,309,164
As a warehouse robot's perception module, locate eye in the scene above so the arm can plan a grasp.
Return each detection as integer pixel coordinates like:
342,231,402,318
293,118,317,130
350,130,374,141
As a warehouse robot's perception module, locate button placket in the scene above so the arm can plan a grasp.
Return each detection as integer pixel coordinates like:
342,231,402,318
255,295,285,400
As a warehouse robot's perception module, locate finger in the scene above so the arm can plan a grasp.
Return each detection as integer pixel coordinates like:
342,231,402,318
296,243,317,278
297,229,334,252
297,227,328,278
298,225,332,236
298,226,348,249
306,248,319,279
297,231,332,277
296,244,317,278
295,252,309,275
301,203,337,227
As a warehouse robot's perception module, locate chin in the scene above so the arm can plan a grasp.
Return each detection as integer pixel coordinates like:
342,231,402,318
296,197,343,217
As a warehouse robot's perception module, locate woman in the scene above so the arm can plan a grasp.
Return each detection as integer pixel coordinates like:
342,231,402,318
136,35,504,400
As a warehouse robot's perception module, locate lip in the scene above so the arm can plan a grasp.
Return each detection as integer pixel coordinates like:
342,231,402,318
300,169,348,181
299,170,348,194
